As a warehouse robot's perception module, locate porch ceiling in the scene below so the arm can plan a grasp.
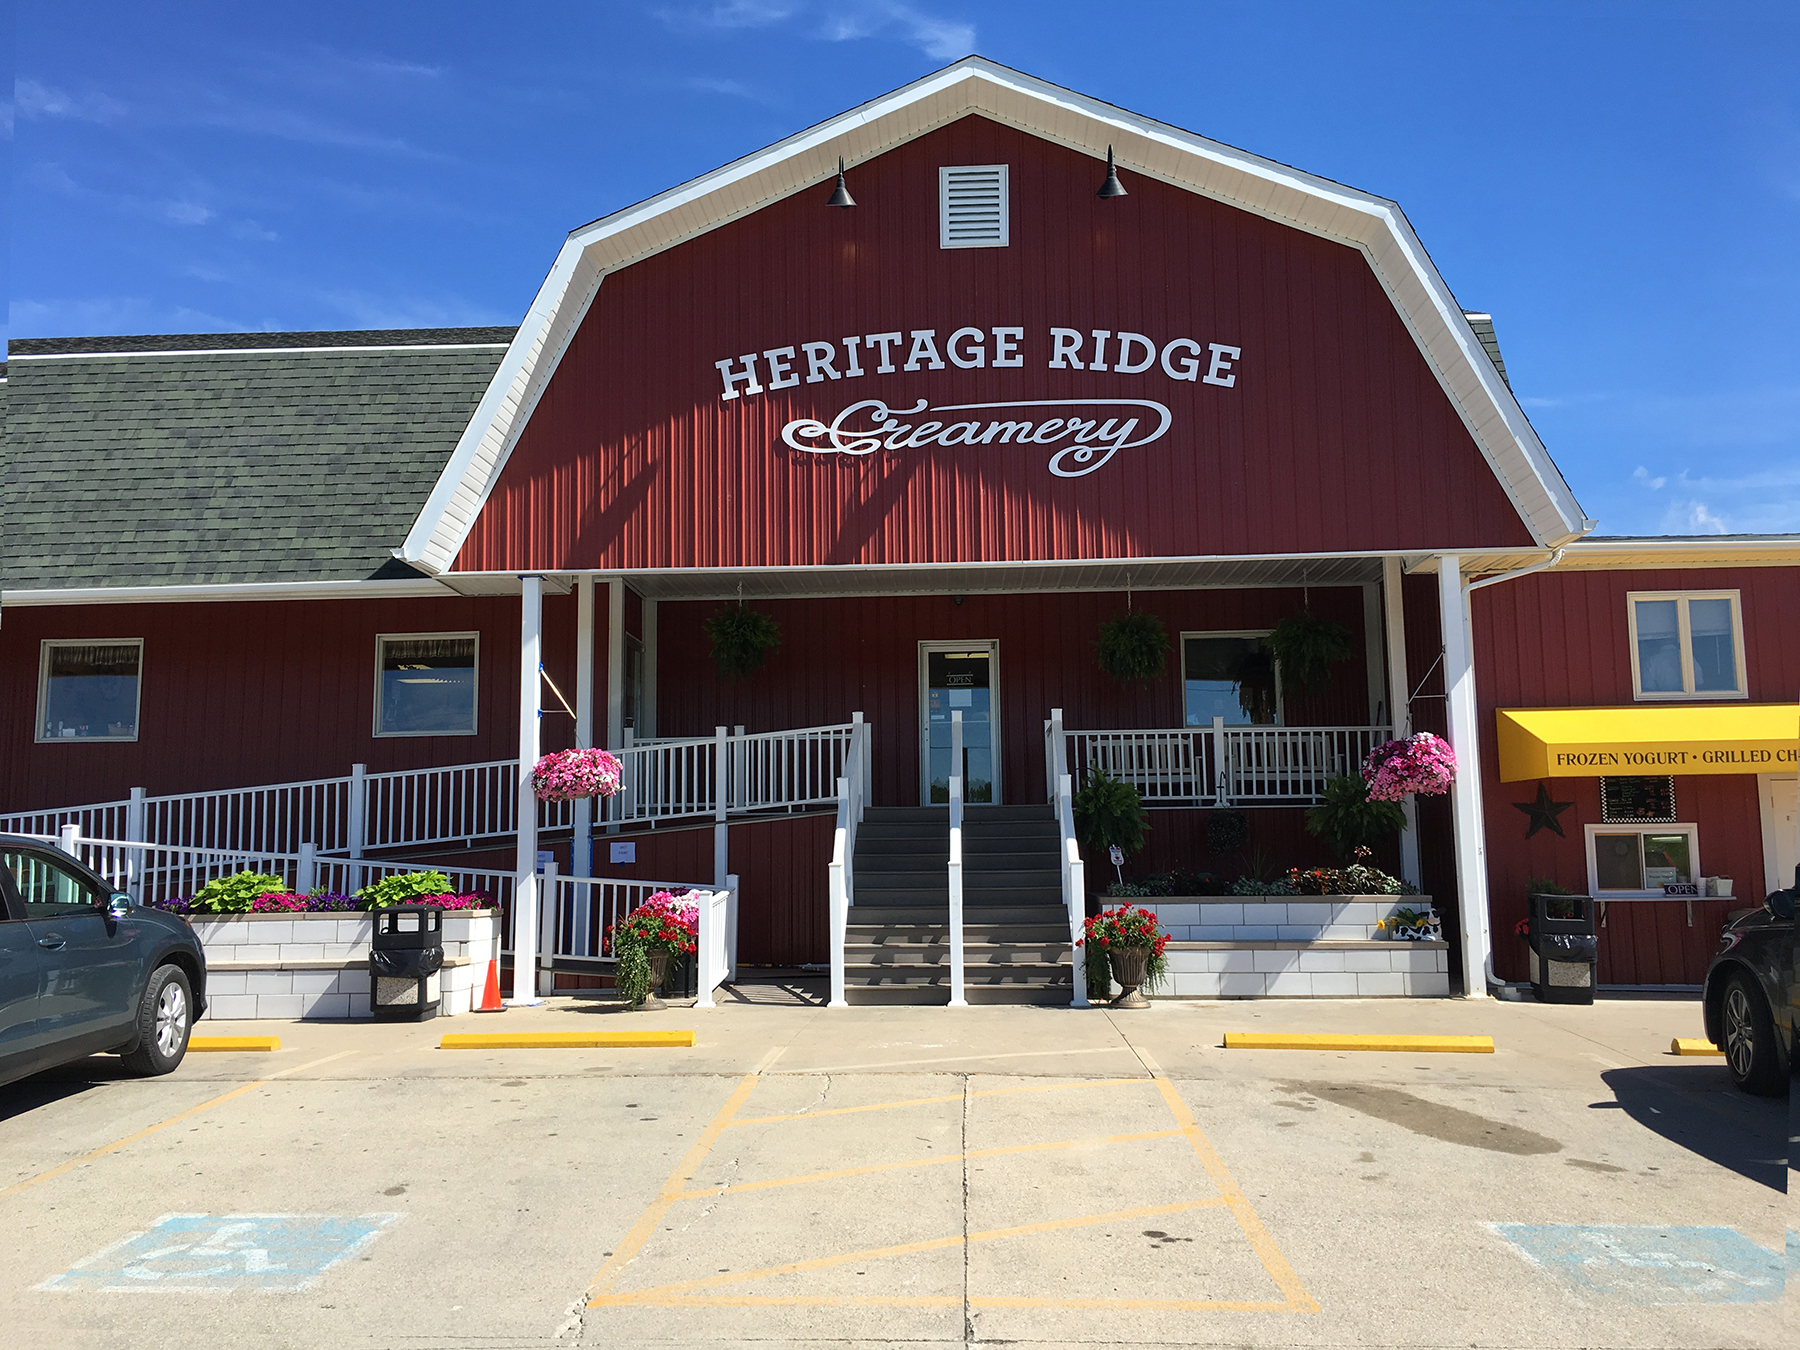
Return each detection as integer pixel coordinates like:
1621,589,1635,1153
598,555,1391,602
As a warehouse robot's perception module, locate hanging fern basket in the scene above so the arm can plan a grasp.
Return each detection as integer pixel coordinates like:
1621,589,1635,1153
1096,611,1170,684
1266,612,1354,698
704,605,781,679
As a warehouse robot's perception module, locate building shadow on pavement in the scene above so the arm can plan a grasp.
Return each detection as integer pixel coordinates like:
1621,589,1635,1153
1598,1065,1788,1192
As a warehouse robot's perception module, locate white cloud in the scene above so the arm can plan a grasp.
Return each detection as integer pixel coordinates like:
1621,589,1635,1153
10,297,253,336
164,200,215,226
1631,466,1666,491
16,77,128,123
659,0,974,59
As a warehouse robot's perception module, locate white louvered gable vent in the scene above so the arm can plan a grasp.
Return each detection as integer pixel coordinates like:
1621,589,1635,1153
940,165,1009,249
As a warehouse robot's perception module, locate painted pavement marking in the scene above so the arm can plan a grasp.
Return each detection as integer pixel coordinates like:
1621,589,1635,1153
1492,1224,1785,1304
587,1071,1319,1314
673,1128,1186,1200
0,1051,357,1201
728,1076,1143,1126
38,1213,401,1293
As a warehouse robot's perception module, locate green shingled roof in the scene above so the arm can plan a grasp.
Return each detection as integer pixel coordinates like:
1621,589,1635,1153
3,329,512,590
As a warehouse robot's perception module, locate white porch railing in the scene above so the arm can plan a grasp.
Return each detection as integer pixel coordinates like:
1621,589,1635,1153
1043,711,1089,1009
946,711,967,1008
1058,717,1391,806
610,721,858,827
2,720,860,891
826,717,872,1008
696,877,739,1008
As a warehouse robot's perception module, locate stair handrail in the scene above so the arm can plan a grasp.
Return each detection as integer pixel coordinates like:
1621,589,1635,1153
1044,707,1068,802
826,714,868,1009
947,710,967,1008
1055,770,1090,1008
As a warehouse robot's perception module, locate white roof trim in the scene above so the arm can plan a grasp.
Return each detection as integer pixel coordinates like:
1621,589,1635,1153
400,57,1590,575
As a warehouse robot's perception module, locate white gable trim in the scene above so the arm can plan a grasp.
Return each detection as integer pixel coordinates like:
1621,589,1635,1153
400,58,1589,575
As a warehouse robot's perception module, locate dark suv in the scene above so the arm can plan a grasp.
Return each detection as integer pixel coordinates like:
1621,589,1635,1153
1,835,208,1088
1702,867,1795,1096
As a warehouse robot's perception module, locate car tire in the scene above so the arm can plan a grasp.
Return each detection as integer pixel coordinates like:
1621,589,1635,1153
120,964,193,1077
1720,971,1784,1097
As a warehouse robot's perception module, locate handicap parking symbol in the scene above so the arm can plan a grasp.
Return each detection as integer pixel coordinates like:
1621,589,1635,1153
40,1213,402,1293
1492,1224,1784,1305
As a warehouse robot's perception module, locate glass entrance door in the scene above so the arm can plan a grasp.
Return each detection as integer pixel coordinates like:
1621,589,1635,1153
920,643,999,805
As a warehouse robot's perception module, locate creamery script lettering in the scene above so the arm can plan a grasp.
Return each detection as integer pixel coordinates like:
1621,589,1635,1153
780,398,1173,478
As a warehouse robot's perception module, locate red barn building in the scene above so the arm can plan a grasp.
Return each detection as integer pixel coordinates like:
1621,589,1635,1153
5,59,1794,1003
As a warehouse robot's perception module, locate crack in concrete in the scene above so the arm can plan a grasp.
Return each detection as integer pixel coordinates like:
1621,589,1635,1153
961,1074,974,1348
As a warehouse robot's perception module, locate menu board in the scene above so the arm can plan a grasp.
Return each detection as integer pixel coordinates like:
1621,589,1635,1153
1600,776,1676,824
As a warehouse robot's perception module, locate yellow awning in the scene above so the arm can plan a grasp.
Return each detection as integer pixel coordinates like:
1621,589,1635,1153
1496,704,1800,782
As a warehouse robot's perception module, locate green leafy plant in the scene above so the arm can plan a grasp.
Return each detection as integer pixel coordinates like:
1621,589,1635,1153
1205,808,1249,855
189,871,289,914
1096,611,1170,683
1287,845,1415,895
1074,767,1150,858
1078,904,1171,994
356,870,455,908
1304,774,1407,858
1228,875,1300,896
1103,881,1154,898
1266,612,1354,698
1526,876,1580,922
703,605,781,678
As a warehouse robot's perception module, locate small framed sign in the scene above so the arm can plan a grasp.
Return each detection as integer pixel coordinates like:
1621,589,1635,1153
1108,845,1124,867
610,841,637,864
1600,775,1676,824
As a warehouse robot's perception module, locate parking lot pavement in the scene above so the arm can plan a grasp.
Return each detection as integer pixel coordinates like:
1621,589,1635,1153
1,996,1788,1349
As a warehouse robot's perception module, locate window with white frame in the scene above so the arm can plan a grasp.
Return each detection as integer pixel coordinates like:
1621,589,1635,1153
1627,591,1746,699
375,633,478,736
37,640,143,742
1182,632,1280,727
1585,822,1700,897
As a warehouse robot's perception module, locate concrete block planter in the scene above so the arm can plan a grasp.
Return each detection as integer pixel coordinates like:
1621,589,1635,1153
1122,896,1449,998
192,910,499,1020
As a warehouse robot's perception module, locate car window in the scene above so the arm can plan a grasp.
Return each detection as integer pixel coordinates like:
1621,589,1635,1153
2,850,101,919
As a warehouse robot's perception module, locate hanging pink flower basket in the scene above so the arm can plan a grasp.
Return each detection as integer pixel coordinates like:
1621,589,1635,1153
531,747,624,802
1363,733,1457,801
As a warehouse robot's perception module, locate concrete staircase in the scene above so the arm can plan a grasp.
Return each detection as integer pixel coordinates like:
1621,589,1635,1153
845,804,1073,1005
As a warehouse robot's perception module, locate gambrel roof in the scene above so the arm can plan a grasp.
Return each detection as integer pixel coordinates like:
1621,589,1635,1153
399,56,1591,576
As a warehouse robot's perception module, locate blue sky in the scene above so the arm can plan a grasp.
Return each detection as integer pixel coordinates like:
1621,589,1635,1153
11,2,1798,538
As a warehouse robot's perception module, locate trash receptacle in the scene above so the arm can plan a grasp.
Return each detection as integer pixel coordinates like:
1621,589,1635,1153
1526,893,1597,1005
370,906,444,1021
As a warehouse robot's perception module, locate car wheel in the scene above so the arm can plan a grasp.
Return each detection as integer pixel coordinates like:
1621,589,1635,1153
1720,971,1783,1097
120,965,193,1077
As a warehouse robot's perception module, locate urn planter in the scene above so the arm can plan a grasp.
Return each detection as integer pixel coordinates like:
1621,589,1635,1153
1108,946,1153,1009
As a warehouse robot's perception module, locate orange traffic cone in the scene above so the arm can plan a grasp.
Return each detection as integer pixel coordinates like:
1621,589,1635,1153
473,958,505,1013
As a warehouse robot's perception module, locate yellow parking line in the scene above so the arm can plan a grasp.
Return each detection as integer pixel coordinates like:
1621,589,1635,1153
675,1129,1185,1200
584,1068,764,1301
0,1051,355,1201
728,1076,1144,1127
1669,1037,1724,1057
593,1199,1228,1307
1223,1033,1493,1054
440,1030,694,1050
1153,1076,1320,1314
188,1036,281,1052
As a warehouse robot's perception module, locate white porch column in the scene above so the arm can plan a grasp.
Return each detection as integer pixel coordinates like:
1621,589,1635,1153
640,597,657,739
1438,555,1491,998
1382,557,1421,886
512,574,544,1005
605,578,626,832
572,575,596,880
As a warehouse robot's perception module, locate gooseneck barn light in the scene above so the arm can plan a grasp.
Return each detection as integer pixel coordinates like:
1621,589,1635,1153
826,157,856,208
1097,145,1128,199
